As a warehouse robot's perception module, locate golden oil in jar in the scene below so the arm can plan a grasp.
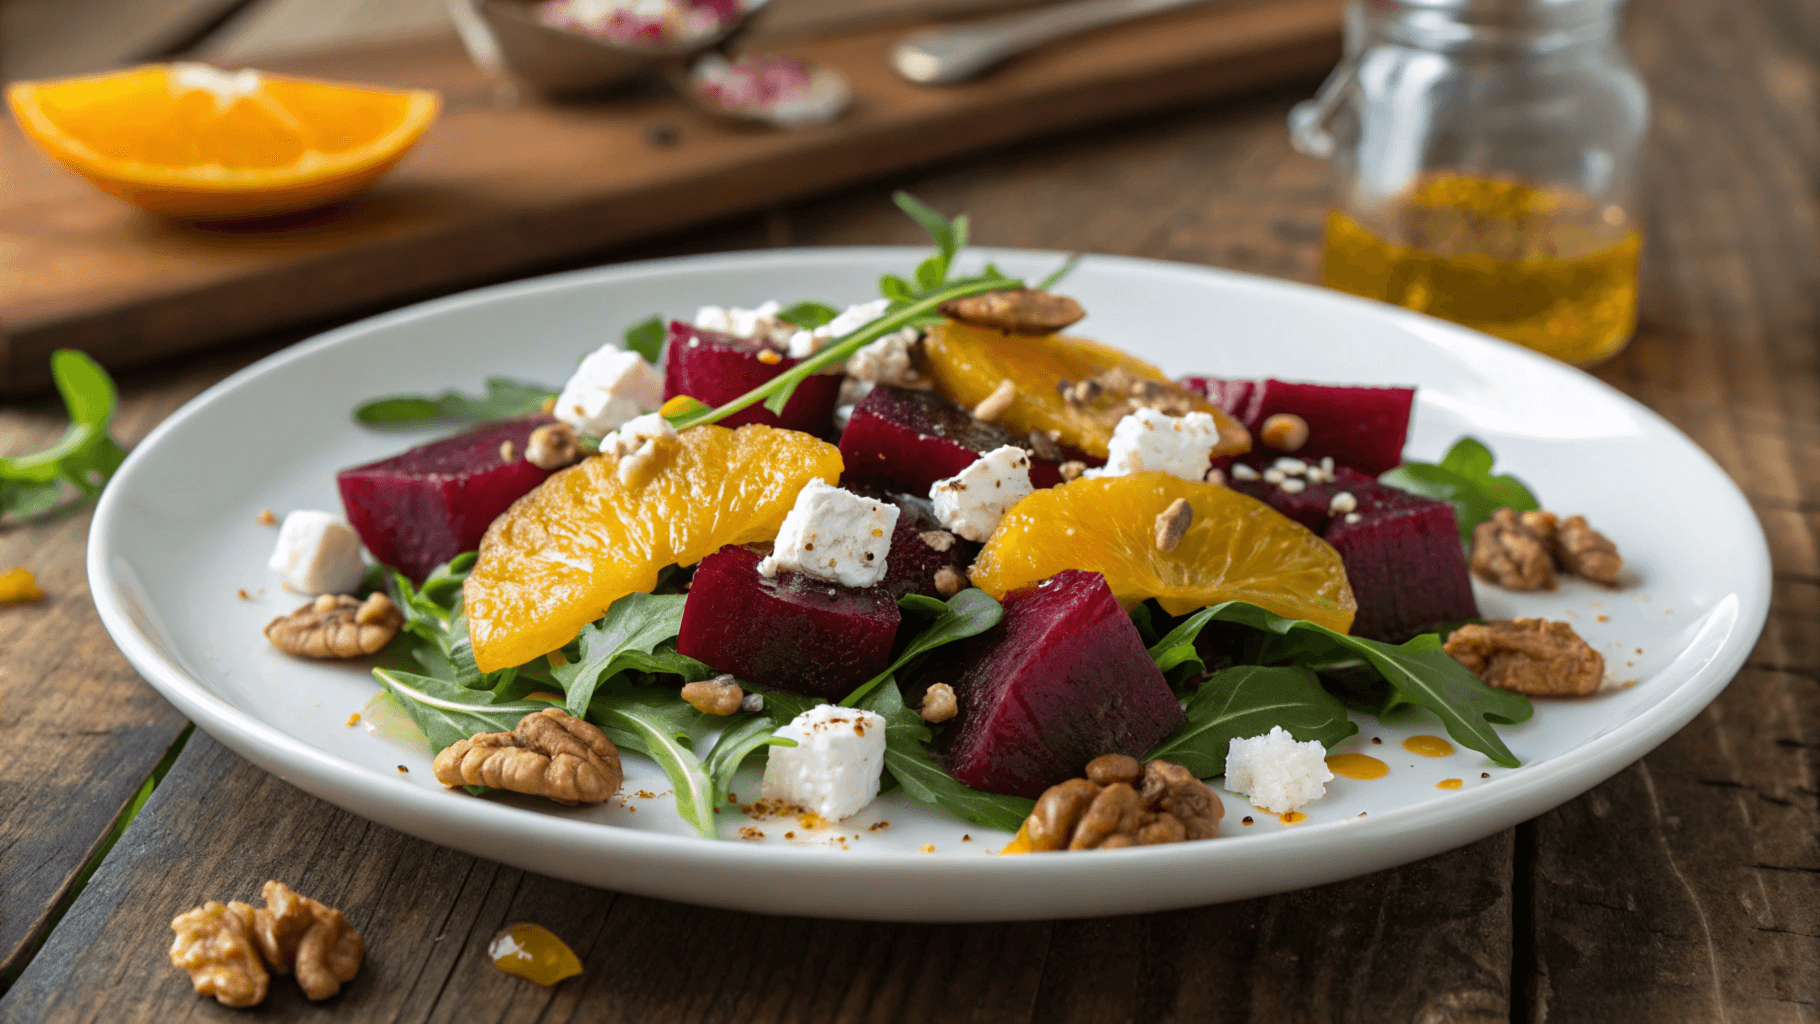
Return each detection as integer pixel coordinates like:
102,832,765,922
1321,174,1641,366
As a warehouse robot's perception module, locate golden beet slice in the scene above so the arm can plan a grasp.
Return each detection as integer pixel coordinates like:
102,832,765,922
465,424,843,671
969,474,1356,633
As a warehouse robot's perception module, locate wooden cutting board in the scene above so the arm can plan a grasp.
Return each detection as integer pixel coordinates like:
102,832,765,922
0,0,1342,394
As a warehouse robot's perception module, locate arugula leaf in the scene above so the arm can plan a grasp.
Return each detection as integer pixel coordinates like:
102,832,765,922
777,301,838,329
2,350,129,523
702,714,794,796
586,679,718,838
1145,666,1357,777
373,667,553,753
840,588,1003,706
855,678,1033,832
624,316,666,364
1036,253,1082,291
549,593,712,717
1380,437,1540,539
354,378,555,427
1150,601,1533,767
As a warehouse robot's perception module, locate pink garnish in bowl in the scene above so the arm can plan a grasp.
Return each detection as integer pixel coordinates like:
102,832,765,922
539,0,744,50
688,54,852,127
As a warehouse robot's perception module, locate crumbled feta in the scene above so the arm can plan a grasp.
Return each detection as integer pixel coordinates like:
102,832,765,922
929,445,1034,542
785,298,890,358
759,481,899,588
554,344,664,437
598,412,678,484
1084,408,1221,481
1224,726,1334,815
843,327,925,387
694,300,796,346
267,510,366,596
761,704,887,821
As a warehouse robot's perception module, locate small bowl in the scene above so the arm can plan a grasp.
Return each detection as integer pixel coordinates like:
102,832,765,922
472,0,766,96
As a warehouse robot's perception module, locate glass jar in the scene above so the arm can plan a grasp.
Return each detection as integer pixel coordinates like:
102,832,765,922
1291,0,1649,366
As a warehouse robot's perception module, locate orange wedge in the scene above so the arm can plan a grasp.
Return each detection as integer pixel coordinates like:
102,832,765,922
970,474,1356,633
7,63,439,220
465,424,844,672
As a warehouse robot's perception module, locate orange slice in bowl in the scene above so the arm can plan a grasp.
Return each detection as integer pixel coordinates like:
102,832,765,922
465,424,843,672
921,320,1250,460
7,63,439,220
969,473,1356,633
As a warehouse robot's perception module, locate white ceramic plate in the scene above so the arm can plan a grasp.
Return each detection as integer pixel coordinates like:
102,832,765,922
89,248,1770,921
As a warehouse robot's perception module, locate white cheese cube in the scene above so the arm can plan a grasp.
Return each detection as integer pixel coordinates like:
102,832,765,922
758,481,900,588
1224,725,1334,815
1085,408,1221,482
761,704,887,821
929,445,1033,543
554,344,664,437
267,510,366,596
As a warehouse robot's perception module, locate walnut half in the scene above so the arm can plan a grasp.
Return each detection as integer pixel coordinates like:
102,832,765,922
265,592,403,659
1472,507,1623,590
433,708,623,805
1444,618,1604,696
939,288,1085,335
170,901,268,1008
1019,758,1222,851
170,882,363,1008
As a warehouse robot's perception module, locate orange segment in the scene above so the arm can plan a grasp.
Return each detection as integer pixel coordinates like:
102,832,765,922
922,320,1249,459
970,474,1356,633
7,63,439,220
465,424,843,672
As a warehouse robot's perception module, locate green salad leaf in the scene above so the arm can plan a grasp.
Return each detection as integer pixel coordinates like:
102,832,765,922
373,668,554,753
587,678,719,839
778,301,839,329
623,315,666,364
1380,436,1540,539
1150,601,1533,767
855,678,1033,833
2,350,129,524
840,588,1003,706
1145,665,1356,777
1036,253,1082,291
354,377,556,427
549,593,713,718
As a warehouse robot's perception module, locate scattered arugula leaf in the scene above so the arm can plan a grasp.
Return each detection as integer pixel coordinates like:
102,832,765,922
1036,253,1082,291
855,678,1033,832
1379,437,1540,539
549,593,712,718
354,378,556,427
1145,666,1357,777
586,676,718,838
624,316,666,364
1149,601,1533,767
660,396,711,428
840,588,1003,706
373,668,555,753
1,350,129,524
777,301,839,329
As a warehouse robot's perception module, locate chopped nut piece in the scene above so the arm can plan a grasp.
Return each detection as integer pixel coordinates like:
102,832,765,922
919,529,957,552
499,439,518,463
1556,514,1623,584
171,901,268,1008
1205,467,1226,486
525,422,583,470
256,509,277,526
933,566,967,597
1259,413,1309,452
1027,429,1065,462
249,881,363,1001
1470,507,1556,591
972,379,1017,422
757,348,783,365
1444,618,1604,696
682,675,745,716
939,288,1085,334
920,682,958,722
264,593,403,659
1153,497,1193,552
432,708,623,805
1016,758,1221,852
740,691,765,714
1329,491,1357,515
1059,460,1087,481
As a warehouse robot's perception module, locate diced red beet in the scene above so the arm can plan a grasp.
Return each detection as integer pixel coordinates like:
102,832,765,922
912,570,1184,798
663,320,841,435
838,386,1071,495
676,546,900,702
1181,377,1414,476
869,491,979,602
1323,483,1479,643
337,418,556,582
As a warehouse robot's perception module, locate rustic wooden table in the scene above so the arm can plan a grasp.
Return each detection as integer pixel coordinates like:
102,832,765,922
2,0,1815,1018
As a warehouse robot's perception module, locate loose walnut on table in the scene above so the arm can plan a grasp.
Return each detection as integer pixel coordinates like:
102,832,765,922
169,881,364,1008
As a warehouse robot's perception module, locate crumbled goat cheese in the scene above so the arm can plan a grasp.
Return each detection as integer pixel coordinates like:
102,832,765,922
785,298,891,358
759,481,900,588
1085,408,1221,481
694,300,796,346
761,704,887,821
554,344,665,436
844,327,925,387
598,412,678,484
930,445,1034,542
267,510,366,596
1224,726,1333,815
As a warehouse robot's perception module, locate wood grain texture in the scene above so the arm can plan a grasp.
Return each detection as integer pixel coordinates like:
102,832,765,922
0,0,1343,395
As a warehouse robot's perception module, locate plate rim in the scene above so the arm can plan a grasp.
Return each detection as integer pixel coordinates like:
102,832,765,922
85,245,1773,918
